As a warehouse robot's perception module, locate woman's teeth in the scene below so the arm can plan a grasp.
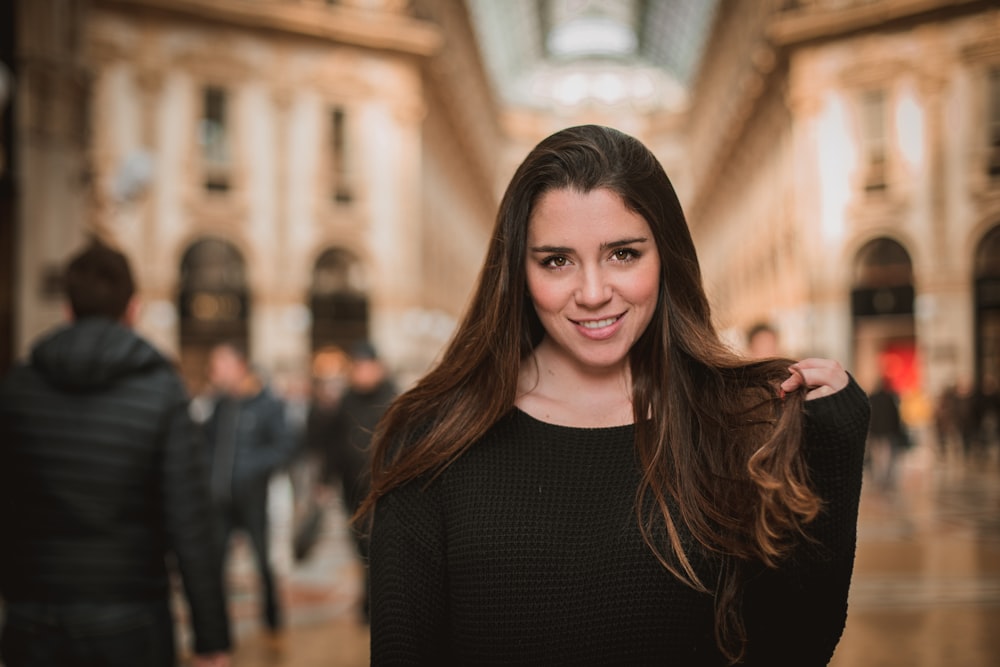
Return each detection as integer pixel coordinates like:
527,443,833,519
579,317,618,329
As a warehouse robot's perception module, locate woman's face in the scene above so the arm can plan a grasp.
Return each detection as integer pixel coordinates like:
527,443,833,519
525,187,661,375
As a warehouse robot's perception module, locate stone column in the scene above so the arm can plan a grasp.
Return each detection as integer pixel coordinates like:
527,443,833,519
915,73,972,396
786,65,836,360
15,0,90,354
253,85,311,378
133,64,163,260
362,73,427,380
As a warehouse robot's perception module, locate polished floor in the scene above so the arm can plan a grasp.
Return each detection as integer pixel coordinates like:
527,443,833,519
219,437,1000,667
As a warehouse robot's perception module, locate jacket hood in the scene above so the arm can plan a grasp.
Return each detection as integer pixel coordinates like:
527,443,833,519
31,317,168,391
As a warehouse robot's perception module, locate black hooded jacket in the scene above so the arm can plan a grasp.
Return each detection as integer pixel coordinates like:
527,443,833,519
0,318,230,654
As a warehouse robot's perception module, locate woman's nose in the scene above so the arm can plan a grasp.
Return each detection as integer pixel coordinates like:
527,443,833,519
575,267,612,307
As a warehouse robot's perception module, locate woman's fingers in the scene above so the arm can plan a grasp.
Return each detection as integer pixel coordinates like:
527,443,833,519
780,358,849,400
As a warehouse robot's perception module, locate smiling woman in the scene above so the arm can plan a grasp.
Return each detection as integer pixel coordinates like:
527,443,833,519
520,188,661,427
360,125,869,666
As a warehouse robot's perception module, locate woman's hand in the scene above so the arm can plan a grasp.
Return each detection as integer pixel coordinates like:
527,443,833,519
781,358,849,401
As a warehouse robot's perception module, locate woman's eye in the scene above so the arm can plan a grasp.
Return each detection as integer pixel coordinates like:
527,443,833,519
543,256,568,268
613,248,638,262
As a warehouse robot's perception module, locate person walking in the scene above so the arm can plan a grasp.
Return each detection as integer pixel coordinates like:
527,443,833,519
361,125,870,666
202,342,296,634
745,321,781,359
867,376,907,491
314,341,398,622
0,240,231,667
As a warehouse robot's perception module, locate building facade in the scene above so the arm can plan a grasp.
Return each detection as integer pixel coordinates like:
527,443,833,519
10,0,502,391
685,0,1000,415
8,0,1000,414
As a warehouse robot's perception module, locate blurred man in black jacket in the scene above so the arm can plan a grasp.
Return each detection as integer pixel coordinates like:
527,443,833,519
202,341,296,633
0,240,231,666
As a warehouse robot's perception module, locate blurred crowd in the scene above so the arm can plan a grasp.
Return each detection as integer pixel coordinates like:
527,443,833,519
932,378,1000,463
193,337,398,633
0,239,396,666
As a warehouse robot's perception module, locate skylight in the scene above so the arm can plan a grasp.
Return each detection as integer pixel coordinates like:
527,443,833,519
546,16,637,59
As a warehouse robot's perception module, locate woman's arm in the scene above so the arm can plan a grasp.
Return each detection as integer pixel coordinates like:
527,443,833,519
745,364,870,665
369,481,450,665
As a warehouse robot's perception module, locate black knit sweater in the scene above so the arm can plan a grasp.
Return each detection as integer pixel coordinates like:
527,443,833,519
370,378,869,666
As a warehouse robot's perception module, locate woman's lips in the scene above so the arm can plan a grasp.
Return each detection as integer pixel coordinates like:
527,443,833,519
572,313,624,340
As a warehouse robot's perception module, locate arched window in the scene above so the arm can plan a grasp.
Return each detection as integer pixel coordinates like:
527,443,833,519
310,247,368,352
177,237,249,391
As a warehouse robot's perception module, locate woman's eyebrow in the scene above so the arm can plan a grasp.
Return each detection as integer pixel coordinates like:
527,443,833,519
601,237,648,250
529,237,649,254
529,244,573,253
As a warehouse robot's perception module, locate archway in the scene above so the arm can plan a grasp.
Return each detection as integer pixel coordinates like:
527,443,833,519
850,237,917,393
177,237,249,393
974,225,1000,387
310,247,369,353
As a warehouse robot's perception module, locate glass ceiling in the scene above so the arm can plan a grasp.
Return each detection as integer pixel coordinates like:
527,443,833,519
465,0,720,112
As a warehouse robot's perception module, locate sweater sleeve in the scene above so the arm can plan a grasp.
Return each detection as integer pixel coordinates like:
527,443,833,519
742,375,870,666
370,478,450,665
161,383,232,654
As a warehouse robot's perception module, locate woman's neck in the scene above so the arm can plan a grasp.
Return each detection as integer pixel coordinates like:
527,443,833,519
515,340,634,428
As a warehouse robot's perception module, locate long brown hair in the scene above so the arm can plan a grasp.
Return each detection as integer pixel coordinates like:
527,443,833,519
360,125,819,663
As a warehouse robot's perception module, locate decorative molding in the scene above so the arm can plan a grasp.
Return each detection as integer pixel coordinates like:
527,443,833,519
846,190,912,230
94,0,442,57
87,38,129,66
180,197,250,250
960,31,1000,66
839,58,908,89
173,47,253,82
769,0,992,48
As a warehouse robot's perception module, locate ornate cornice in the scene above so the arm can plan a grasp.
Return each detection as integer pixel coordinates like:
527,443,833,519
768,0,994,48
94,0,442,57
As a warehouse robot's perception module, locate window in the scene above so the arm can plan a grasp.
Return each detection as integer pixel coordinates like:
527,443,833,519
860,89,887,192
330,106,353,203
200,86,230,192
989,67,1000,178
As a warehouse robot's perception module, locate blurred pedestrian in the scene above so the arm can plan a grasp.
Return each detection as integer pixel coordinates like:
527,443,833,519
978,376,1000,456
933,383,960,458
867,376,907,491
0,240,231,667
746,321,781,359
361,125,869,665
315,341,397,622
290,350,350,564
955,378,986,460
957,377,1000,462
202,342,296,634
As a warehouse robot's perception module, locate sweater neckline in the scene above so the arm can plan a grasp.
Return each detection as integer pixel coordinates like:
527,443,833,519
511,406,635,434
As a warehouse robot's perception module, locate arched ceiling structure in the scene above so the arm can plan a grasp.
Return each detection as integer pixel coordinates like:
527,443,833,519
465,0,720,113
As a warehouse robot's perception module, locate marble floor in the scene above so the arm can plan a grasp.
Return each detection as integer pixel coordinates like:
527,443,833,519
221,439,1000,667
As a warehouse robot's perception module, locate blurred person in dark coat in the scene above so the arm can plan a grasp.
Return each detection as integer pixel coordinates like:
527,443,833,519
0,240,231,667
933,383,957,456
867,376,907,491
202,342,296,633
315,341,397,622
